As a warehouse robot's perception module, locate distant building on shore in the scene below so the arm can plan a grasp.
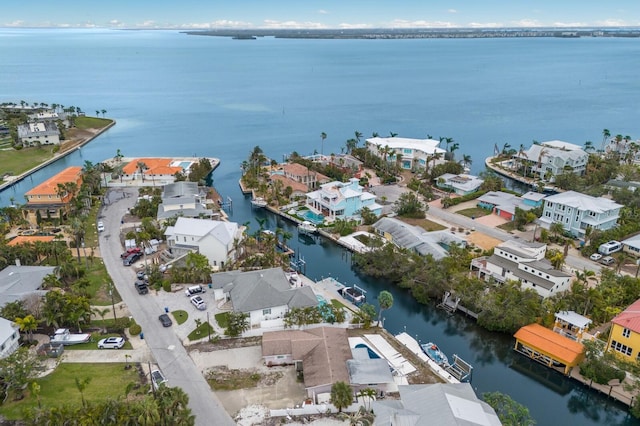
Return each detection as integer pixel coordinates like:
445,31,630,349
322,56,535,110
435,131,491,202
513,140,588,181
365,136,446,171
17,122,60,147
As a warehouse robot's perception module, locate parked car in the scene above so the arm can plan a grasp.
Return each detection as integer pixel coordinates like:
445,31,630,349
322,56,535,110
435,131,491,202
600,256,615,266
589,253,603,261
97,221,105,232
190,295,207,310
97,336,125,349
134,280,149,295
185,285,205,297
158,313,173,327
123,252,142,266
150,369,168,390
136,270,149,282
121,247,142,259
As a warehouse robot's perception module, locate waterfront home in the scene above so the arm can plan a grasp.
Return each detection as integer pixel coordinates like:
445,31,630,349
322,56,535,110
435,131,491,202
164,217,242,270
268,174,308,200
304,178,382,222
621,234,640,257
372,217,466,260
365,136,446,171
17,121,60,147
606,299,640,361
325,154,363,174
210,268,317,327
435,173,484,196
513,140,589,180
0,263,56,307
28,109,62,123
513,323,585,375
280,162,330,190
0,317,20,359
122,158,185,184
604,179,640,195
605,137,640,164
262,327,352,398
156,181,214,222
371,383,502,426
23,166,83,226
538,191,622,239
470,239,572,298
476,191,543,221
552,311,593,343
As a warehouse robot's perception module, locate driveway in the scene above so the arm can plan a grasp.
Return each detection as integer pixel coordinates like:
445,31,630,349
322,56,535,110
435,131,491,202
98,188,234,426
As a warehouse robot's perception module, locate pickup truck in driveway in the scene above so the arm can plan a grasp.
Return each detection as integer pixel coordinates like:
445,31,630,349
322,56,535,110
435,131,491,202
134,280,149,295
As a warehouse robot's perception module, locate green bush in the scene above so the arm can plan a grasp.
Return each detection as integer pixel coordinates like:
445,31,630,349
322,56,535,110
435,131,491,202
162,281,172,292
129,323,142,336
109,317,132,333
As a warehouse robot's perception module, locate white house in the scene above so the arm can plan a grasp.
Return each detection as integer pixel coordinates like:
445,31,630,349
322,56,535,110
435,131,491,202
622,234,640,257
435,173,484,196
365,136,446,171
210,268,318,326
0,317,20,359
17,122,60,147
538,191,623,239
471,239,572,298
156,181,214,222
514,140,589,180
164,217,242,270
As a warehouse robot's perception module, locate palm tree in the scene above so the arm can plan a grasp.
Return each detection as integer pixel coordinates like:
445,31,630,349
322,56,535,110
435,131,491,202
549,222,565,242
330,381,353,413
101,109,107,117
354,130,363,146
93,307,111,333
75,377,92,407
15,315,39,342
136,161,148,182
601,129,610,152
377,290,394,326
583,141,594,152
320,132,327,156
461,154,472,170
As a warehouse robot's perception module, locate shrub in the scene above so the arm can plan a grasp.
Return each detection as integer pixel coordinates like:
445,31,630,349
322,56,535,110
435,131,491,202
129,323,142,336
162,281,172,292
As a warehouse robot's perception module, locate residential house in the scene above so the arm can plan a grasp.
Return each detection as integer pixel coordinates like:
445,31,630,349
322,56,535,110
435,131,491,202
279,163,330,190
305,178,382,222
435,173,484,196
347,347,396,394
552,311,592,343
606,299,640,361
0,317,20,359
262,327,352,398
7,235,55,247
17,122,60,147
326,154,363,174
622,234,640,257
605,137,640,164
28,109,61,123
471,239,572,298
476,191,543,222
604,179,640,195
210,268,318,327
164,217,242,270
122,158,185,184
514,140,589,180
268,174,308,200
156,181,214,222
365,136,446,171
0,263,56,307
538,191,623,239
23,166,83,226
373,217,466,260
371,384,502,426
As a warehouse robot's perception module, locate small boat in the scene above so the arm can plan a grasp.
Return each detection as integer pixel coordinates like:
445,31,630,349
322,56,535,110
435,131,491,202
251,197,267,208
338,285,366,305
421,342,449,366
298,220,317,235
49,328,92,346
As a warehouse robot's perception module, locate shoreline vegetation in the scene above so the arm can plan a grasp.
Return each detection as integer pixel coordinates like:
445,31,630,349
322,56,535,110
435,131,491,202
184,27,640,40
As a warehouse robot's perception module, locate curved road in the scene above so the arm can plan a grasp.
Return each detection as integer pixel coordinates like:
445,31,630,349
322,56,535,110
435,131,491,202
98,188,234,426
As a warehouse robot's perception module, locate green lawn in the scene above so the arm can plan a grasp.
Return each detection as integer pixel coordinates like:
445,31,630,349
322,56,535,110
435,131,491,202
0,146,54,177
215,312,229,329
188,322,215,341
0,363,140,420
456,207,492,219
84,260,121,305
62,332,132,350
172,310,188,325
74,116,112,130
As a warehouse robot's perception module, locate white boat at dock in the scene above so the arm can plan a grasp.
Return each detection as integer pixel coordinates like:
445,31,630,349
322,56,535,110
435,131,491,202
298,220,317,235
251,197,267,208
420,342,449,367
49,328,91,346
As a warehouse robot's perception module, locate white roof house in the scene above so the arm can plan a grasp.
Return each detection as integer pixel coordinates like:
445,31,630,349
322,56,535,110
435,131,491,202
622,234,640,257
539,191,623,238
514,140,589,180
0,317,20,359
365,136,446,171
0,264,56,307
436,173,484,196
17,121,60,147
157,181,214,221
165,217,242,270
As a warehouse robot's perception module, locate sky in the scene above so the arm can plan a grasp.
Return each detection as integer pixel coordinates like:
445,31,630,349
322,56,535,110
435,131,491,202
2,1,639,30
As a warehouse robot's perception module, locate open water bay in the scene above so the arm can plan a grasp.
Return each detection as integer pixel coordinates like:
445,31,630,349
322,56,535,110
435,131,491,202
1,29,640,424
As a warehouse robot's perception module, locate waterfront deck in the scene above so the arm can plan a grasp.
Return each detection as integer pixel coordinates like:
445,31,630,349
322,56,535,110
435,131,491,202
395,332,460,384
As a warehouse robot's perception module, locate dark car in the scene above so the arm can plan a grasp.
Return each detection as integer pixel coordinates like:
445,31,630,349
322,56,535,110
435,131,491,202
158,314,172,327
136,270,149,282
134,280,149,295
123,252,142,266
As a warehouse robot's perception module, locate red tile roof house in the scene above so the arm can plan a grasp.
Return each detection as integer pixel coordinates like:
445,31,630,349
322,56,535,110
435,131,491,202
269,174,309,200
23,166,83,226
282,163,330,190
122,158,184,186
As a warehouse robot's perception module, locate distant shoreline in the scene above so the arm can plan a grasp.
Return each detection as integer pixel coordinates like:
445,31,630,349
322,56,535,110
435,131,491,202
184,28,640,40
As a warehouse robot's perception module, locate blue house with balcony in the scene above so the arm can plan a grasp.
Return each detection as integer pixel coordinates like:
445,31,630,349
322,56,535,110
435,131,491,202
305,178,382,222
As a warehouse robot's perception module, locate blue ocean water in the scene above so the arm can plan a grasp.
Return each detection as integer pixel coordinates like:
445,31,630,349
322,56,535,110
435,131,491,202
1,29,640,425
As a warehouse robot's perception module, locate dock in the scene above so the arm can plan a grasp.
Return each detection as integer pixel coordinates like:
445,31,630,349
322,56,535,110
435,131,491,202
395,332,460,384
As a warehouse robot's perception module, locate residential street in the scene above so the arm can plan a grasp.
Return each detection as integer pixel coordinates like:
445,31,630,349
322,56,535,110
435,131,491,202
98,188,234,426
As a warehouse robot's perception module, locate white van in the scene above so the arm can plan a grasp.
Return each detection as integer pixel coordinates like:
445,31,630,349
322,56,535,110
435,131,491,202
598,241,622,255
184,285,206,297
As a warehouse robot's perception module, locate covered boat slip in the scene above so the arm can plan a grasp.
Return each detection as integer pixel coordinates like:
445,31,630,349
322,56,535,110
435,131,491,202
513,323,585,375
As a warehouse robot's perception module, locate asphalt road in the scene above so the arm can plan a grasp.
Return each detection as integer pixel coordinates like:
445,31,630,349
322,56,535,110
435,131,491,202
98,188,234,426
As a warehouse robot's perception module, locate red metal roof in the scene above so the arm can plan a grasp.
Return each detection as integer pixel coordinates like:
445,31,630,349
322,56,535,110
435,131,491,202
612,299,640,334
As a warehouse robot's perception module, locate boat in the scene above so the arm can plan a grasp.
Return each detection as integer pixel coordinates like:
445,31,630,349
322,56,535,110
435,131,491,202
298,220,317,235
49,328,92,346
338,285,366,305
420,342,449,366
251,197,267,208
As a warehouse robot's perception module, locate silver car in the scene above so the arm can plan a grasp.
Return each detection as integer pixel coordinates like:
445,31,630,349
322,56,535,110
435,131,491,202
97,336,125,349
190,295,207,310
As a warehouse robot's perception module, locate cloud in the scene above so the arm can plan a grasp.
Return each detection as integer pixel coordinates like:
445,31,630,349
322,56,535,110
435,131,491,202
339,23,373,29
318,9,329,15
510,19,543,27
552,22,588,27
261,19,326,29
4,20,25,27
136,20,158,28
595,19,627,27
468,22,503,28
389,19,456,28
448,9,457,14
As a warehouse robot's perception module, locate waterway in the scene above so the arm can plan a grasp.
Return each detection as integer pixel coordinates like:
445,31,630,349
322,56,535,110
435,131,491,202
2,29,640,425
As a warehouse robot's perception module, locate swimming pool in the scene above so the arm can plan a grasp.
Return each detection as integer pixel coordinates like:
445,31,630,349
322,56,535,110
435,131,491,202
355,343,381,359
300,210,324,225
179,161,192,170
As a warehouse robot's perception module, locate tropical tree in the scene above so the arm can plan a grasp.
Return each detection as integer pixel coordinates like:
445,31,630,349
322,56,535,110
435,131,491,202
225,312,249,337
15,314,39,343
136,161,148,182
549,222,565,242
0,347,42,402
377,291,394,326
320,132,327,156
75,377,92,407
330,381,353,413
461,154,472,170
483,392,535,426
101,109,107,117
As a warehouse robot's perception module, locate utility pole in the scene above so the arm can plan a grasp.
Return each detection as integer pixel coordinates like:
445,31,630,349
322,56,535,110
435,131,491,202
207,311,211,342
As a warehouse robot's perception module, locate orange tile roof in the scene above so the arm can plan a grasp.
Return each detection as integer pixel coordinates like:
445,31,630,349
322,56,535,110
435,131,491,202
25,166,83,196
7,235,55,246
612,299,640,334
123,158,183,176
514,323,584,365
